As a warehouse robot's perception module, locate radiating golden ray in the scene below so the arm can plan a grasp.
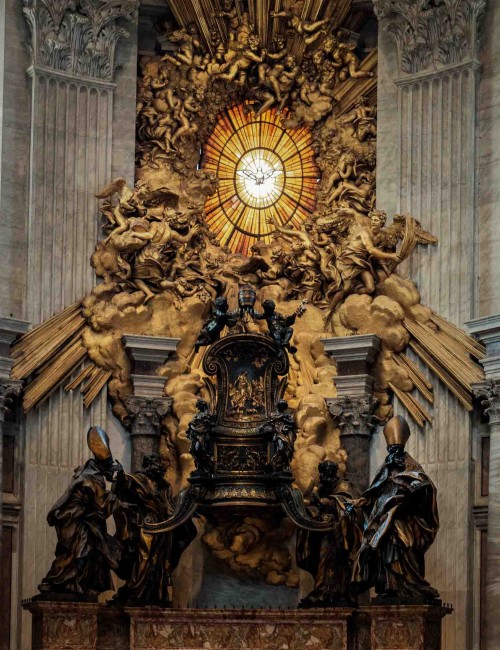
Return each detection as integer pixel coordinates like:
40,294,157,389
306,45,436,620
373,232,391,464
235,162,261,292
202,103,319,255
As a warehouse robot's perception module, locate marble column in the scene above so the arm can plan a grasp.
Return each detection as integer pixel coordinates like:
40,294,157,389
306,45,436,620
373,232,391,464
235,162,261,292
0,317,29,650
123,335,179,471
18,3,138,648
0,318,29,528
468,314,500,650
374,3,486,647
323,334,380,493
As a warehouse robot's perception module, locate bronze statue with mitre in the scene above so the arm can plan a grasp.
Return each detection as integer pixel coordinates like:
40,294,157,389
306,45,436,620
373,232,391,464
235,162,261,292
351,415,440,603
38,427,122,599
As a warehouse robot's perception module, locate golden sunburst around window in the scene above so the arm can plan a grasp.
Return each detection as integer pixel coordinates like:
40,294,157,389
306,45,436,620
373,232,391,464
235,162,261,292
202,104,319,255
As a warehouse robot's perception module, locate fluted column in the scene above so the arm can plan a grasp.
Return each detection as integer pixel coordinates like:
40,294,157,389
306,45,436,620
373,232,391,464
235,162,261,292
323,334,380,493
374,3,486,647
19,3,138,647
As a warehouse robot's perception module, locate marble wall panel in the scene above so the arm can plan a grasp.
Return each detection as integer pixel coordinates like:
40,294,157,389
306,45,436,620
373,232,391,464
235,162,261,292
478,0,500,318
375,34,480,650
0,0,31,319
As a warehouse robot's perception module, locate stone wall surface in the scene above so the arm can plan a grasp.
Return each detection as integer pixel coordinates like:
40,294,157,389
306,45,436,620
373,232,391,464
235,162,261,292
374,2,487,647
0,0,31,319
478,0,500,318
12,3,139,649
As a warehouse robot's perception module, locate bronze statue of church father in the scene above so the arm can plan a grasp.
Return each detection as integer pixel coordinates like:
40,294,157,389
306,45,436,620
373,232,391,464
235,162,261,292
25,286,450,650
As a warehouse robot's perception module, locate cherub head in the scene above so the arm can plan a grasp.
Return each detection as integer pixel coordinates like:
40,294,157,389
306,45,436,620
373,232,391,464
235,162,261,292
249,33,261,51
214,296,229,312
322,34,338,52
276,399,288,413
273,34,286,51
284,54,296,69
142,454,165,482
318,460,339,490
196,399,209,413
262,299,276,315
369,209,387,232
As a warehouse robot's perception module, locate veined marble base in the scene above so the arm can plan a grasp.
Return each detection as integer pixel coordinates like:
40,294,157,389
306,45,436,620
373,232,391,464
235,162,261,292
23,600,451,650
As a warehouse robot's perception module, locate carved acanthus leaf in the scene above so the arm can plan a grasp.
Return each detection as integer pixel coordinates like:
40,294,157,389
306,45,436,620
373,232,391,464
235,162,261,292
327,396,378,437
0,378,23,418
473,380,500,425
23,0,138,81
124,396,172,436
373,0,486,74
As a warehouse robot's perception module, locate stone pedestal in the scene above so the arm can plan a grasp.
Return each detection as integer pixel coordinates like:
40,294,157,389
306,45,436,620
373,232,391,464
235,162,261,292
323,335,380,493
27,601,100,650
363,605,452,650
23,601,452,650
122,335,179,471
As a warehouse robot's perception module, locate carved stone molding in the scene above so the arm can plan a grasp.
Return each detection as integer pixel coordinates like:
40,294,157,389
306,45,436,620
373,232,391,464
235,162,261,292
473,380,500,425
373,0,486,75
124,395,172,437
23,0,138,82
0,378,23,421
327,396,378,438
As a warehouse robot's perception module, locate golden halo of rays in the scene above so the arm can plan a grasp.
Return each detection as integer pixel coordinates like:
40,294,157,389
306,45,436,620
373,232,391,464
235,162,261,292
202,103,319,256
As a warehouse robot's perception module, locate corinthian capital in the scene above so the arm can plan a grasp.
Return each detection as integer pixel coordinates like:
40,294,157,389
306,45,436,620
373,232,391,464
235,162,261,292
473,380,500,425
327,395,378,437
124,395,172,437
23,0,138,81
0,378,23,420
373,0,486,74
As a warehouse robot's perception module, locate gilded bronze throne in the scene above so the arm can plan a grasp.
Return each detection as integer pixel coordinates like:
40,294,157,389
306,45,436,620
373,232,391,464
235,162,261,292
143,293,335,535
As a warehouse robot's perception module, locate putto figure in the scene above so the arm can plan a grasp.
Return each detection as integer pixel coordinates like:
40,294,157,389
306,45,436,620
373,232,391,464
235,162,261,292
257,298,307,353
195,297,236,352
38,427,122,599
113,454,196,605
260,399,296,472
297,460,363,607
186,399,215,474
352,416,440,603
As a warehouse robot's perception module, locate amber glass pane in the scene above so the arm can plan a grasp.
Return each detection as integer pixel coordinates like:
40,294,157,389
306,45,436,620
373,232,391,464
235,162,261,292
202,104,319,255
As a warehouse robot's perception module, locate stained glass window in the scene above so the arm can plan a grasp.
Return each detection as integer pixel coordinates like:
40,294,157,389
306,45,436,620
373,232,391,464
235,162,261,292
201,104,319,256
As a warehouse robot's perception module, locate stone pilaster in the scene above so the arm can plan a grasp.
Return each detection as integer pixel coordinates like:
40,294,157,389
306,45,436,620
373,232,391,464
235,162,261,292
22,0,138,323
123,335,179,471
0,317,29,650
323,334,380,493
0,317,29,523
374,3,487,646
327,396,378,493
19,4,138,647
468,314,500,650
124,396,172,472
